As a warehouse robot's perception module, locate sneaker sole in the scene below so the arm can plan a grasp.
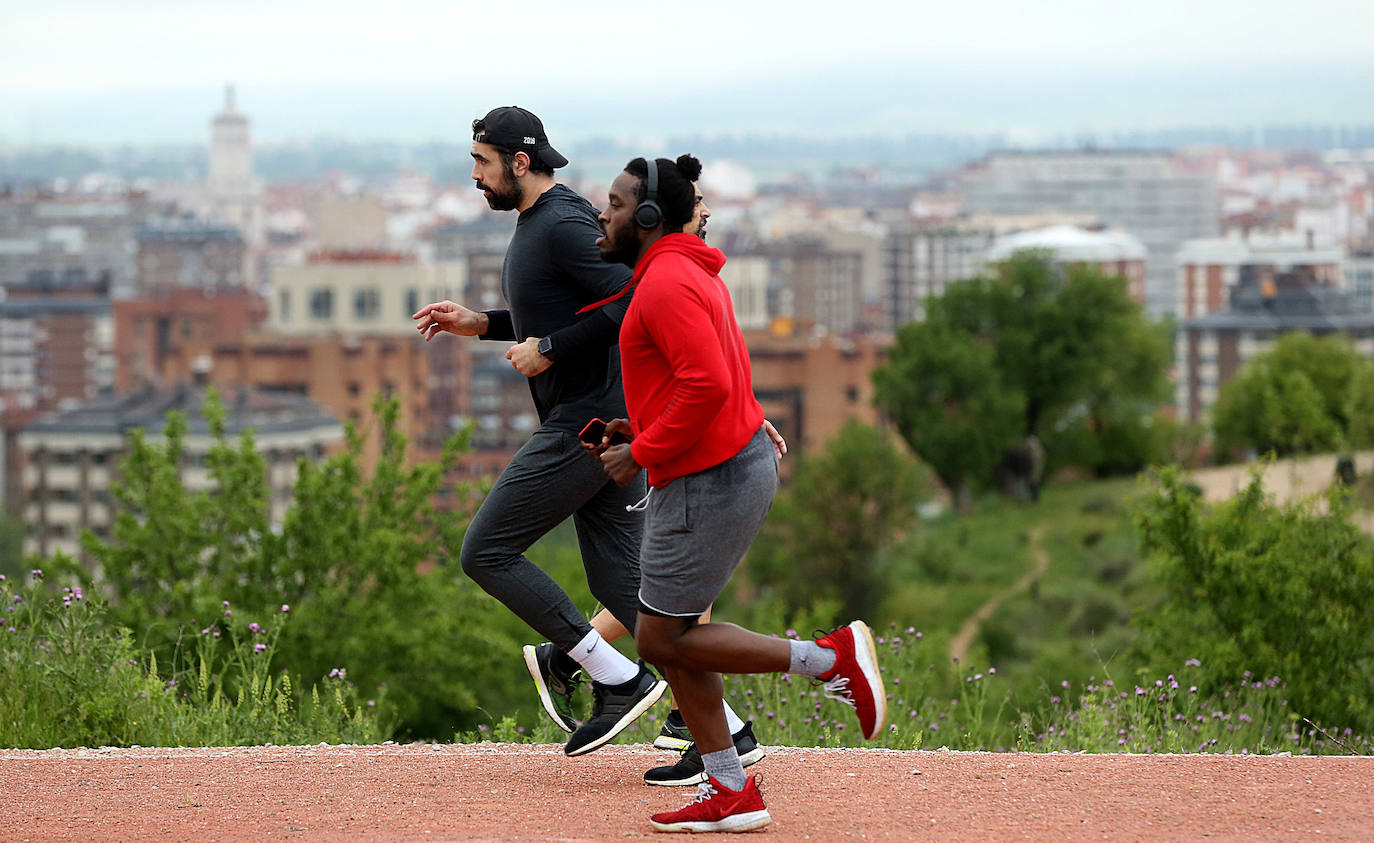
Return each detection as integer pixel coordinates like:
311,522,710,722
650,809,771,833
565,678,668,757
652,735,693,752
644,746,767,787
522,645,576,734
849,621,887,740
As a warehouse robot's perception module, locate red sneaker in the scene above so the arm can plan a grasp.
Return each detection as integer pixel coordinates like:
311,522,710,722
649,774,771,833
815,620,886,739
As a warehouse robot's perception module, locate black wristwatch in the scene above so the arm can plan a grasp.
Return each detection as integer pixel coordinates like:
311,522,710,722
537,336,555,360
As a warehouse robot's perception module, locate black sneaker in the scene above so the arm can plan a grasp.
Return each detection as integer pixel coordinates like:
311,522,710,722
644,721,767,787
653,708,693,751
563,662,667,757
522,643,582,733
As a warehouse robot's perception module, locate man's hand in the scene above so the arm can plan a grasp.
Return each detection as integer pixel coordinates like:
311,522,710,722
507,337,553,377
599,441,642,487
582,417,633,458
763,419,787,459
413,300,488,341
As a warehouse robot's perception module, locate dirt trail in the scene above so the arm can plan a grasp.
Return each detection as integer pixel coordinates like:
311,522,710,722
3,743,1371,841
948,525,1050,665
1188,450,1374,532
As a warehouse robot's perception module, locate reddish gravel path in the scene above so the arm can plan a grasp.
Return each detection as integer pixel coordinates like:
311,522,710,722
2,743,1371,841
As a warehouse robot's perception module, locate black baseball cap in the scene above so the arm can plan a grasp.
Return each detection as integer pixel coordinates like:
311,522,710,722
472,106,569,169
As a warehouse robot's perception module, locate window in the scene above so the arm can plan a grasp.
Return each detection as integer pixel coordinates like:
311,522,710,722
279,289,291,320
405,288,419,317
309,288,334,319
354,287,380,319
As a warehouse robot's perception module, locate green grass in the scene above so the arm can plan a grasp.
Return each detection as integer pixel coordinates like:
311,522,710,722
7,474,1370,756
0,573,388,749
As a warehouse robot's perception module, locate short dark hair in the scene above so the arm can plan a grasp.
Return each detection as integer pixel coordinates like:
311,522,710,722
498,147,554,178
623,154,702,232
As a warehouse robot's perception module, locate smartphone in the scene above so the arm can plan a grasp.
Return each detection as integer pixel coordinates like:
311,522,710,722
578,417,630,446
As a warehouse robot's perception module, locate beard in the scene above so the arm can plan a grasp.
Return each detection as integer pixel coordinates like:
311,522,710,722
695,218,708,241
598,219,640,267
477,160,523,211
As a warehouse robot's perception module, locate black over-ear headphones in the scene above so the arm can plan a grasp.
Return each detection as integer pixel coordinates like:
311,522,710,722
633,158,662,229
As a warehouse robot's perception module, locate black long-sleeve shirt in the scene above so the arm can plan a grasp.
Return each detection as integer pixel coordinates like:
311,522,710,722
479,184,634,431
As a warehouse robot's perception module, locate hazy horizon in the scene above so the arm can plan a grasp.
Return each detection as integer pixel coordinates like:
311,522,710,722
3,0,1372,147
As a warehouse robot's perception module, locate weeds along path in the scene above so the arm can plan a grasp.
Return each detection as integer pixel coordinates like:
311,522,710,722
3,743,1371,840
948,524,1049,665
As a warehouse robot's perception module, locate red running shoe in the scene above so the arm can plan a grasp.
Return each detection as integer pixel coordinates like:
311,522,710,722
649,774,771,833
815,620,887,739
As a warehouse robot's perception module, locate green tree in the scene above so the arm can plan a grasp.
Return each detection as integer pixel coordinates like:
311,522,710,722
68,389,526,738
873,321,1024,509
1133,466,1374,732
1210,333,1365,458
1346,360,1374,449
875,252,1170,498
744,421,931,621
933,254,1166,441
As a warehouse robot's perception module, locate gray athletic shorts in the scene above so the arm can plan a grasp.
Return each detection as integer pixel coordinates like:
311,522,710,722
638,426,779,618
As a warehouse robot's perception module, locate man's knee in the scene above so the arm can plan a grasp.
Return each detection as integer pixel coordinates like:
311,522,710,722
458,535,497,582
636,618,688,666
636,634,674,667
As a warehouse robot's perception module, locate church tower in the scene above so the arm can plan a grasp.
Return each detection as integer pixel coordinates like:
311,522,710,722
209,84,252,196
206,84,262,285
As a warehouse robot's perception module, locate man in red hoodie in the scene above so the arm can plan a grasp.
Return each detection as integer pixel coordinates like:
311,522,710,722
588,155,887,834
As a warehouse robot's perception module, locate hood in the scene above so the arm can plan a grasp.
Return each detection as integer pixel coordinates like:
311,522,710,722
577,232,727,315
630,232,727,283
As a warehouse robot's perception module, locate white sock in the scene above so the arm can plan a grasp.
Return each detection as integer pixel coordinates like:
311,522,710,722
722,699,746,734
569,629,639,686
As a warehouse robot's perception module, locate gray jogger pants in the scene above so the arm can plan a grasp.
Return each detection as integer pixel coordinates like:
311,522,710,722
459,427,645,651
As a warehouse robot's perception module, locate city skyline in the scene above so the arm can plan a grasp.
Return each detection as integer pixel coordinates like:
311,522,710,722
2,0,1373,145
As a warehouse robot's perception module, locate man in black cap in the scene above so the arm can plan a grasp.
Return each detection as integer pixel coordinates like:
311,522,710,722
414,106,663,757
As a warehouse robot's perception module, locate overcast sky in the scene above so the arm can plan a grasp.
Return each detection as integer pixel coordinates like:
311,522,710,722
2,0,1371,145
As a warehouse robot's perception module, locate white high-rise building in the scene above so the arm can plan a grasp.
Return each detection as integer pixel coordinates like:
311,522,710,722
959,151,1219,318
206,85,263,283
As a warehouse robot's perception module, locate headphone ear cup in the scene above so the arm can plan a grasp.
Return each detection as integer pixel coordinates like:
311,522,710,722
633,200,662,229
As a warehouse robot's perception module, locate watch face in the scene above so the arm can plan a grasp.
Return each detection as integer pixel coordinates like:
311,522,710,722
538,337,553,356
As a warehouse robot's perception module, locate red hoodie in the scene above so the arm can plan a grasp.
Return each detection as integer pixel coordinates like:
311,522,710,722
620,233,765,487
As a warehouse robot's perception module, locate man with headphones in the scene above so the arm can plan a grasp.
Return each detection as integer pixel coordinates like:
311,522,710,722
587,155,887,833
413,106,665,757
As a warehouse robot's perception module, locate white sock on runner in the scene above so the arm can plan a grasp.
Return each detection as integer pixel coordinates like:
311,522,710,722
569,629,640,686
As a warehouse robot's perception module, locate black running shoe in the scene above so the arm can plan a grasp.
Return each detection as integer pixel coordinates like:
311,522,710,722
653,708,693,751
522,643,582,733
644,721,767,787
564,662,667,757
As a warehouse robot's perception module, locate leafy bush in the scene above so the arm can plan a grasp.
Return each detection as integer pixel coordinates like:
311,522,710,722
53,390,532,739
1132,466,1374,733
0,571,384,748
742,421,930,622
1211,333,1374,458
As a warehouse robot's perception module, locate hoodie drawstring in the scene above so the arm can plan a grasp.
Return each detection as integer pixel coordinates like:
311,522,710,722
626,486,654,512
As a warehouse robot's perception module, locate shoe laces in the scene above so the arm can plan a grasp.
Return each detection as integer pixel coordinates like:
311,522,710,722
822,674,857,709
588,681,609,717
685,780,718,806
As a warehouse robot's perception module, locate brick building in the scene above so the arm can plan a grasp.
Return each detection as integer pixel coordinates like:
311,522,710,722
745,329,888,479
113,287,268,392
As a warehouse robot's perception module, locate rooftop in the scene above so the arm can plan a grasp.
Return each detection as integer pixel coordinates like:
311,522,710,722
23,384,342,439
987,225,1147,263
